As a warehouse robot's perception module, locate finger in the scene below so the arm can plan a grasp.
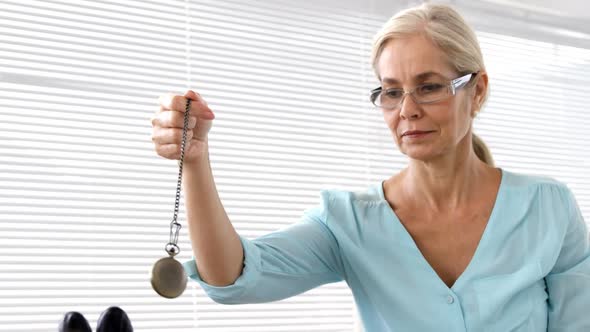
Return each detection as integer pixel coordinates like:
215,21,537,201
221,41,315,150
155,143,190,160
184,89,203,103
150,114,158,127
151,111,169,128
152,127,194,145
187,92,215,119
170,109,198,128
159,92,215,119
158,93,184,111
158,93,194,113
152,110,197,129
156,139,195,160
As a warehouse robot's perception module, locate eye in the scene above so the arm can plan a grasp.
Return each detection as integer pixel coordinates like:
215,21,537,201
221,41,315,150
370,88,382,103
417,83,445,94
384,89,404,98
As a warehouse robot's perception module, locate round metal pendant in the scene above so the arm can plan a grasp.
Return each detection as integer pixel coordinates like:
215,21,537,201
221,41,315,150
150,256,188,299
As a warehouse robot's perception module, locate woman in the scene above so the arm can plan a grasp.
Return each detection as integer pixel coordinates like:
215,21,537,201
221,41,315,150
150,3,589,331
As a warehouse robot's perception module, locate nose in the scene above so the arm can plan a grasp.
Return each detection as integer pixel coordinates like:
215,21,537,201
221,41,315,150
399,93,422,119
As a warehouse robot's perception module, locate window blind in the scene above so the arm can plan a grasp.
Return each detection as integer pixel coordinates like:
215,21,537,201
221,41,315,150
0,0,201,330
175,0,379,330
0,0,376,330
1,0,588,331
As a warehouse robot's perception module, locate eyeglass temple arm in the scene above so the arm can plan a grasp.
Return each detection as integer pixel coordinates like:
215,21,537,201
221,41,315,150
451,72,477,93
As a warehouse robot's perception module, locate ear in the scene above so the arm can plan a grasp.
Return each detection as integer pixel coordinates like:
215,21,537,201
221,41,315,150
472,71,488,112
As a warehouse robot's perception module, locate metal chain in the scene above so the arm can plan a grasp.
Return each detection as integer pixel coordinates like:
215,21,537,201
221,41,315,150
166,98,191,256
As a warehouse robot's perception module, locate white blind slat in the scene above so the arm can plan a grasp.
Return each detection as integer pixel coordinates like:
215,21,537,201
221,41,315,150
1,0,589,331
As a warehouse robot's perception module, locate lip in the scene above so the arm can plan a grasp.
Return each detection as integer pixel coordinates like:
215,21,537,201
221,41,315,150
402,130,435,137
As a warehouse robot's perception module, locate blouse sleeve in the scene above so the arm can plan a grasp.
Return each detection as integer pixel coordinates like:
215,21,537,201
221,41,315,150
546,186,590,331
182,190,345,304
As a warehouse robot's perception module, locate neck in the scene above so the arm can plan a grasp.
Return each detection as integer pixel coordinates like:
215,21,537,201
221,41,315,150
400,141,493,214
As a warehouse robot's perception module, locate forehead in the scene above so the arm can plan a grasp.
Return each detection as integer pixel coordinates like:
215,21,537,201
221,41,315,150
377,34,455,83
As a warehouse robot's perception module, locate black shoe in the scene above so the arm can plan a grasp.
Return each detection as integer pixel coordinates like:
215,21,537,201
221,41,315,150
96,306,133,332
58,311,92,332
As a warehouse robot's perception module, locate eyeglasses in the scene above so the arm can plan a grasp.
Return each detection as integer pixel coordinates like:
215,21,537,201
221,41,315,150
369,72,477,110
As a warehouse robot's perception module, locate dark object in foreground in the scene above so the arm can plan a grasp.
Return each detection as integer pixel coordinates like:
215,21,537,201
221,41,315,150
58,311,92,332
96,306,133,332
58,306,133,332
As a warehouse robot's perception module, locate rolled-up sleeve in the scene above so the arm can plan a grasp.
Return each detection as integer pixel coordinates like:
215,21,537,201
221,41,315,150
546,186,590,331
182,190,345,304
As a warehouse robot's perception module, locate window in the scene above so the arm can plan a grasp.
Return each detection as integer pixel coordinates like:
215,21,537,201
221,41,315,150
0,0,587,331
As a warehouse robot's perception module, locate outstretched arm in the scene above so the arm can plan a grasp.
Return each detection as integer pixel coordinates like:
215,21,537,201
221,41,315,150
184,192,346,304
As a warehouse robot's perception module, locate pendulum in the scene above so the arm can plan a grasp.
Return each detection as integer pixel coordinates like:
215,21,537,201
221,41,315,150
150,98,191,298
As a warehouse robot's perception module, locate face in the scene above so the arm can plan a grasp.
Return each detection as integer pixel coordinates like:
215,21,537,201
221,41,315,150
376,34,485,162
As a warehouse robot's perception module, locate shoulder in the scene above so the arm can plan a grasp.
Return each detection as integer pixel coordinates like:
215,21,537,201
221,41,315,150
303,182,385,229
502,168,571,194
501,168,578,222
317,182,384,206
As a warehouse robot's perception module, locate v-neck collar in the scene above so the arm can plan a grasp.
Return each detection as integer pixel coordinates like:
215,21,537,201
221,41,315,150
377,168,507,291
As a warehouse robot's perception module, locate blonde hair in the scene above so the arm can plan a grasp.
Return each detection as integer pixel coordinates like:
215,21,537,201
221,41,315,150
372,3,494,167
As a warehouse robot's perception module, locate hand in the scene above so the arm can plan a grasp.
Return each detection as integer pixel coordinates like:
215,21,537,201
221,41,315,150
151,90,215,163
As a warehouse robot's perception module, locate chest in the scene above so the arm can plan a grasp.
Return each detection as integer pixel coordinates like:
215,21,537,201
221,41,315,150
395,207,493,288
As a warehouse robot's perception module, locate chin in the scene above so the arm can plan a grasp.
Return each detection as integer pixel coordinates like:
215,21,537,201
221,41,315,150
401,148,440,162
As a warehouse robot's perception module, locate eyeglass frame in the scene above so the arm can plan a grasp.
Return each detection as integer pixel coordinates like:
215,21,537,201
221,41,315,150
369,72,479,110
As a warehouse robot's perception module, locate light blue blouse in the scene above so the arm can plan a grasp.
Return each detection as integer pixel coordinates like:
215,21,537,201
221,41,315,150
183,168,590,331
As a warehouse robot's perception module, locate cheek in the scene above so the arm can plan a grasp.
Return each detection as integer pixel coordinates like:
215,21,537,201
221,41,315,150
383,112,401,135
455,93,473,116
387,113,412,149
433,101,465,128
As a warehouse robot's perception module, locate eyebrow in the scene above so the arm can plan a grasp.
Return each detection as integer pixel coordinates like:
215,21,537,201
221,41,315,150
381,71,444,85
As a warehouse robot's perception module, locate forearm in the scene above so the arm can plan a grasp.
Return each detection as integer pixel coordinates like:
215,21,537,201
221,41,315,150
182,147,244,286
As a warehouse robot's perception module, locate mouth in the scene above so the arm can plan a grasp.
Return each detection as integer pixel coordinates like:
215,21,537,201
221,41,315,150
402,131,435,138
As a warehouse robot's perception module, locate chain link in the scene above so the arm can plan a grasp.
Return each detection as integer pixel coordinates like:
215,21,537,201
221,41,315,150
166,98,191,256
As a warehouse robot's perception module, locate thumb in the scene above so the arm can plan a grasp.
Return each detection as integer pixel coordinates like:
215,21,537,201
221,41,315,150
184,89,199,100
193,115,213,141
184,89,215,120
184,90,214,140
